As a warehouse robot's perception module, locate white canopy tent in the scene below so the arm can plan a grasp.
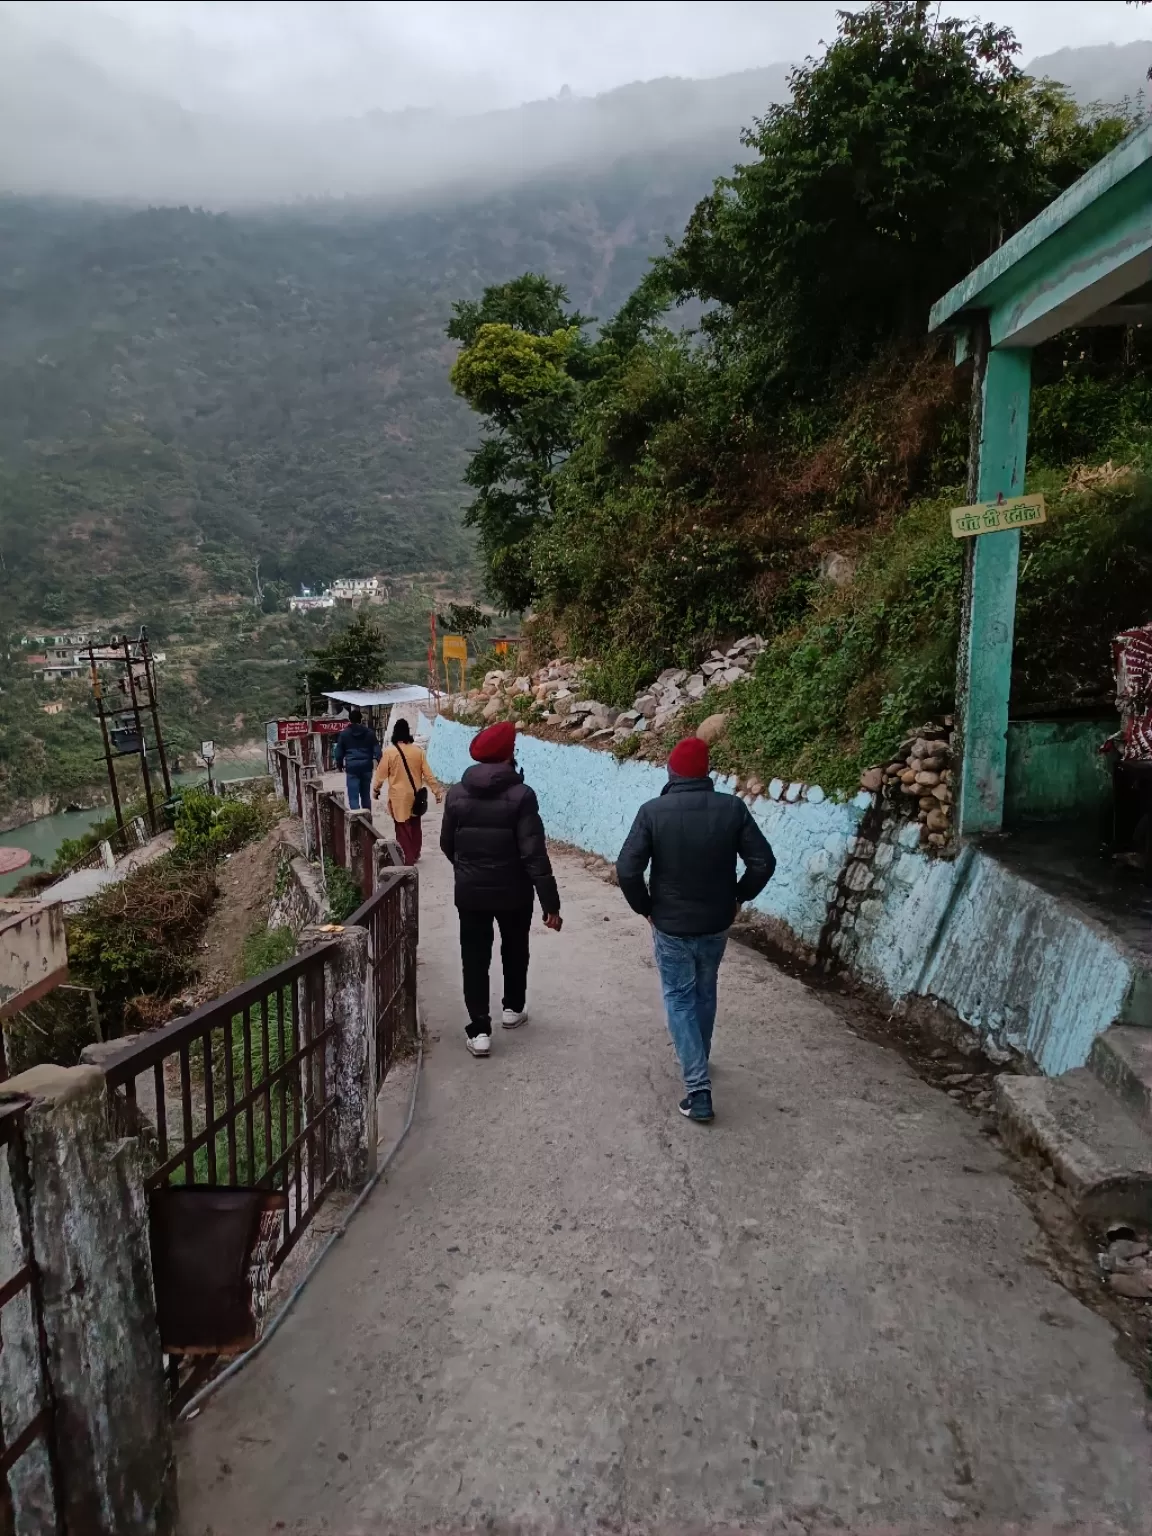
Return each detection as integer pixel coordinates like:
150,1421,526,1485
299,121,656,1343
321,685,437,745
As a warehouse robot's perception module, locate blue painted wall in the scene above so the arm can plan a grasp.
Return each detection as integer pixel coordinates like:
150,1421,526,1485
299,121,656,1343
429,718,1139,1075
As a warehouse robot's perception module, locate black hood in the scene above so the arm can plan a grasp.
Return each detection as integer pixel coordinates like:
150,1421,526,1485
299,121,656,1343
462,761,523,796
340,723,376,748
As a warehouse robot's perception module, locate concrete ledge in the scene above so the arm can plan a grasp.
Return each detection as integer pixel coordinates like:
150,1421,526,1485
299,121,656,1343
995,1070,1152,1227
0,1062,105,1106
1089,1027,1152,1127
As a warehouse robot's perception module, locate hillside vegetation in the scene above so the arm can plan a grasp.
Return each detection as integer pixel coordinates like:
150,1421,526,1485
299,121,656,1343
449,2,1152,785
0,139,736,818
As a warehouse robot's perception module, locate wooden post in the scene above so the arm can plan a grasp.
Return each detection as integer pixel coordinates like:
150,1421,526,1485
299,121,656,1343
954,325,1032,837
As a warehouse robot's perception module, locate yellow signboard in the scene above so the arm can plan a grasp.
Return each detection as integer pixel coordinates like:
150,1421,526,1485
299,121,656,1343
949,493,1046,539
442,635,468,663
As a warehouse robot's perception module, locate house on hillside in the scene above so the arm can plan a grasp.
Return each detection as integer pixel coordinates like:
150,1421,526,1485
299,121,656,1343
330,576,380,605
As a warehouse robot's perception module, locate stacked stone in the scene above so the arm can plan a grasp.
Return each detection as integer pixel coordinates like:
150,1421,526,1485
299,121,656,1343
869,721,955,848
444,659,576,724
609,635,765,745
442,637,767,747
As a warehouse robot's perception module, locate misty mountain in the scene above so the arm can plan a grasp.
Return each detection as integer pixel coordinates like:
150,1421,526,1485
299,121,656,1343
0,36,790,208
0,40,1147,633
0,141,733,625
1027,41,1152,106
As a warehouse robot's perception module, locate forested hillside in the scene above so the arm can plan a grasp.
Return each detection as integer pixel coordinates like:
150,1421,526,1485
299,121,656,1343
0,24,1149,823
0,140,734,624
448,4,1152,790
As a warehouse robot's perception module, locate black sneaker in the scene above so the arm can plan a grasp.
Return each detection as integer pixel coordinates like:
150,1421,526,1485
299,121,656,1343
678,1090,714,1122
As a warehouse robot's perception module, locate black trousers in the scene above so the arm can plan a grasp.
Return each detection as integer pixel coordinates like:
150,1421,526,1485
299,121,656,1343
458,905,533,1034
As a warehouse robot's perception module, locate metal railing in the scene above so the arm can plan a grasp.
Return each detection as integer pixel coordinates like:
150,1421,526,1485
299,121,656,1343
347,869,417,1090
56,815,150,881
101,946,339,1264
0,1099,58,1532
270,736,404,901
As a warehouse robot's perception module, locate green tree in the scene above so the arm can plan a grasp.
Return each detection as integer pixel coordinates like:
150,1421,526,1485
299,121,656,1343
660,0,1134,403
436,602,491,640
298,613,388,706
447,276,592,610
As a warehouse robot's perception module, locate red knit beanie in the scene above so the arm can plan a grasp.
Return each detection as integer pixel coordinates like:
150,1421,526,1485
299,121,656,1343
470,720,517,763
668,736,710,778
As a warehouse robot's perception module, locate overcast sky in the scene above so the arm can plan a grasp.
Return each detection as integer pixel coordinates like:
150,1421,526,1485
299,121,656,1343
4,0,1151,121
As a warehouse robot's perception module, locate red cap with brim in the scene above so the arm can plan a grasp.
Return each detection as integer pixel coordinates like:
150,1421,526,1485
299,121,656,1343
470,721,517,763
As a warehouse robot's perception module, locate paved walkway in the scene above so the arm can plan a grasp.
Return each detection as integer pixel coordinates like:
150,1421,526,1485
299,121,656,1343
179,802,1152,1536
43,830,173,906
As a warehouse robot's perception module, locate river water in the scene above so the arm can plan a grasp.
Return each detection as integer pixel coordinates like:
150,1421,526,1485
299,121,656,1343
0,759,267,897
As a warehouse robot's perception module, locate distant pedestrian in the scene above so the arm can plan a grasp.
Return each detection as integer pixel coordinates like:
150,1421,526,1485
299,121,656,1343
332,707,381,812
372,719,443,865
616,736,775,1122
440,720,562,1058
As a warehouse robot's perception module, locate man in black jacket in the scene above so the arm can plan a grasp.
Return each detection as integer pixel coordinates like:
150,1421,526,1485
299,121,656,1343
440,721,562,1058
616,735,775,1122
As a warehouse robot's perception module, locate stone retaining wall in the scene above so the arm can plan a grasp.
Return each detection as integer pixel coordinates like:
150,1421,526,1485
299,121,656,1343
428,718,1142,1076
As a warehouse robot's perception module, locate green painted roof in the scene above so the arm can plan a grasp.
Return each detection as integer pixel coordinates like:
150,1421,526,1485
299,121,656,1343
930,118,1152,334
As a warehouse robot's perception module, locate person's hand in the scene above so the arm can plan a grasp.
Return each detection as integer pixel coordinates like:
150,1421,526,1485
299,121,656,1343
544,912,563,932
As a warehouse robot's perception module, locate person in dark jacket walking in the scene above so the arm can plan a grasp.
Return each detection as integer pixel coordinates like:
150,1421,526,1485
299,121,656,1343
616,735,775,1122
440,720,562,1058
332,708,382,811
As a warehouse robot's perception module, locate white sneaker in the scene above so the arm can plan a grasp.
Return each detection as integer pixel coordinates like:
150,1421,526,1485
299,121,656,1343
466,1033,491,1058
501,1008,528,1030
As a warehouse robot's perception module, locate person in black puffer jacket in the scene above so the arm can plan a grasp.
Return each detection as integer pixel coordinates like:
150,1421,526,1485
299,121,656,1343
440,720,562,1057
616,735,775,1123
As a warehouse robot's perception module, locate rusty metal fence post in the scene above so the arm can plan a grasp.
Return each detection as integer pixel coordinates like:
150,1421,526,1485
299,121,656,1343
400,868,419,1046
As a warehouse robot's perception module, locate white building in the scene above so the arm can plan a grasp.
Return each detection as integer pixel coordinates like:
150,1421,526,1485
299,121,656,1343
329,576,380,603
289,593,336,612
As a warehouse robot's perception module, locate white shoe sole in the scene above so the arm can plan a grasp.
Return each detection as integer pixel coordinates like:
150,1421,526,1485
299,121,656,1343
501,1012,528,1030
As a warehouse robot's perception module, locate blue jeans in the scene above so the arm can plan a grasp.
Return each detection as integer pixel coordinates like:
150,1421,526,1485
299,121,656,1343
345,768,373,810
652,927,729,1095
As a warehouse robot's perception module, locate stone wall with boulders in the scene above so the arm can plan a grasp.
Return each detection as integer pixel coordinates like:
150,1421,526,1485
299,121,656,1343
440,636,767,747
859,720,956,852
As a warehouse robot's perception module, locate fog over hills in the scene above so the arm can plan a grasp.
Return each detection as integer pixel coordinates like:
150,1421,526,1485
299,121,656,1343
2,3,1148,211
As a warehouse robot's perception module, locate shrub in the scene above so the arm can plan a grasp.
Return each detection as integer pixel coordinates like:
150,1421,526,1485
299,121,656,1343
242,925,297,980
173,789,270,861
324,858,364,923
66,853,218,1029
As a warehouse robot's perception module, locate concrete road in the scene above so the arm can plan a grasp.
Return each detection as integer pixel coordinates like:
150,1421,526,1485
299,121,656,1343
179,801,1152,1535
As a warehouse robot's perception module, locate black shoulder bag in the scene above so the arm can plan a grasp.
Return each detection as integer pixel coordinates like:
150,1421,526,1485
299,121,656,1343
397,745,428,818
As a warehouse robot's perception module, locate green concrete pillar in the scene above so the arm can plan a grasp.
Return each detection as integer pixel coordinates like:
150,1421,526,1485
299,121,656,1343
955,336,1031,837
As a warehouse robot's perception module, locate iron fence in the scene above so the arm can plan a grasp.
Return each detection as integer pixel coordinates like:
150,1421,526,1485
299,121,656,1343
100,946,339,1405
348,870,417,1090
322,793,349,870
101,946,339,1259
0,1100,58,1534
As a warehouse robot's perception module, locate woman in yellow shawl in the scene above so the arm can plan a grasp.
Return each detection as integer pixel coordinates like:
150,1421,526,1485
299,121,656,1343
371,717,443,864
